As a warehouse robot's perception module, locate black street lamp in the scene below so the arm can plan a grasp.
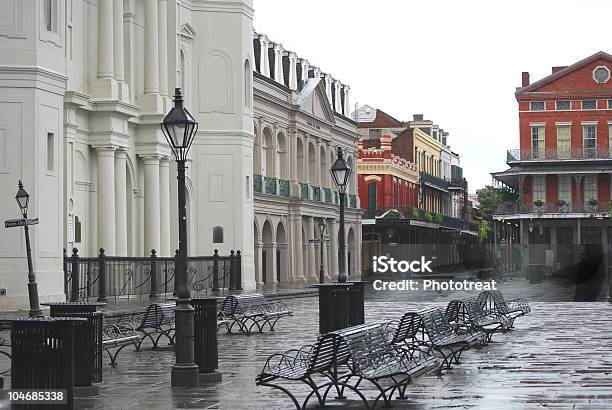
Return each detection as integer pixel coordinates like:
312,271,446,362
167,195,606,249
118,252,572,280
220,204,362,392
15,181,43,317
161,88,199,387
317,218,327,284
330,147,352,283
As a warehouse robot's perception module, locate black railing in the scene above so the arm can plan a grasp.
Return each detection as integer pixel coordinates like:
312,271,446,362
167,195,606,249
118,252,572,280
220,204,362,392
363,206,479,232
420,171,449,190
495,201,610,215
64,248,242,302
507,148,612,162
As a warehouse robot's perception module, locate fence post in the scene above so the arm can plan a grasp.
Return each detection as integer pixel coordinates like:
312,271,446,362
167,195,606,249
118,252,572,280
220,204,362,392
70,248,80,302
97,248,107,302
236,250,242,290
212,249,219,292
228,250,235,290
63,248,68,301
149,249,158,299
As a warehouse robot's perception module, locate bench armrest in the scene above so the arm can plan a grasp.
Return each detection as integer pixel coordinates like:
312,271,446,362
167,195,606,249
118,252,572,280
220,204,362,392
260,345,314,375
507,298,531,314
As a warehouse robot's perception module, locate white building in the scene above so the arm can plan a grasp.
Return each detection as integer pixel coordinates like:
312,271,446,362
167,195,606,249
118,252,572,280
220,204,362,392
251,34,361,286
0,0,360,311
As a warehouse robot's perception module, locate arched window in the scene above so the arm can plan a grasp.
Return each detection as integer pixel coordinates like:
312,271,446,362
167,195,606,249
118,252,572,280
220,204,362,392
244,59,252,109
179,49,186,96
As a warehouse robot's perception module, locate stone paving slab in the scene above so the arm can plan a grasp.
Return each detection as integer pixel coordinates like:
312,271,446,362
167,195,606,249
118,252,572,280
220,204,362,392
1,278,611,409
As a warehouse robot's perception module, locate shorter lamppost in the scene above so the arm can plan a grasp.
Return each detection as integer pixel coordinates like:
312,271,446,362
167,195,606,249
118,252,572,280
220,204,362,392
330,147,352,283
317,219,327,284
161,88,199,387
11,181,43,317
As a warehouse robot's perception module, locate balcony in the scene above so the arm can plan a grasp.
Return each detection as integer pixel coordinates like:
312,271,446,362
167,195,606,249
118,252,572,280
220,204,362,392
324,188,332,203
279,179,290,196
312,186,321,201
507,148,612,163
362,205,478,232
350,194,357,208
300,183,309,199
420,171,449,191
495,201,610,215
264,176,277,195
253,174,262,193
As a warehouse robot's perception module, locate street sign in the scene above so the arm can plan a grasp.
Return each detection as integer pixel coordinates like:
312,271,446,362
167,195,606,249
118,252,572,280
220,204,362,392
4,218,39,228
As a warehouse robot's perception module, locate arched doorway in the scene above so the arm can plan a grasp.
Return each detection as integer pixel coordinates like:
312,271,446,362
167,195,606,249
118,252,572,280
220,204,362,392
348,226,356,277
308,142,316,185
276,222,288,283
262,128,275,177
297,137,304,181
253,220,262,284
277,133,287,180
253,122,261,174
319,146,328,188
261,220,274,284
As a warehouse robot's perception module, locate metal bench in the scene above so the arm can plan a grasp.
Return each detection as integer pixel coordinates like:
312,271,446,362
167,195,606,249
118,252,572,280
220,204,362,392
0,321,11,376
102,312,141,366
256,323,438,409
331,323,439,408
445,297,510,342
136,302,176,348
477,290,531,329
391,307,485,372
220,294,292,334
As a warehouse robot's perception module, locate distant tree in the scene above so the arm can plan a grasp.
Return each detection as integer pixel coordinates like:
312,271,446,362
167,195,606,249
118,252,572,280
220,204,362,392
476,185,518,222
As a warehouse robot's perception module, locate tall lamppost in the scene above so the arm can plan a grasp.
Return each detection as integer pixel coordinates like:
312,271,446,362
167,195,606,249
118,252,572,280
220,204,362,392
317,218,327,284
161,88,199,387
330,147,352,283
15,181,43,317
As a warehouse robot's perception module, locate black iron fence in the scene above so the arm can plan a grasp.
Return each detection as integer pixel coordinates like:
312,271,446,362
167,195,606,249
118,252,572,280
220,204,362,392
63,248,242,302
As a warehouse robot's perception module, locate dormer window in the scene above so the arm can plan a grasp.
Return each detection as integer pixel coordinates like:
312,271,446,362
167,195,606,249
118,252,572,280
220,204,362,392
530,101,545,111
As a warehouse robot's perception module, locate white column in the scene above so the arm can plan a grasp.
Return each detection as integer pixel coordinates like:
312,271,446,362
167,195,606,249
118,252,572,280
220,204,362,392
306,217,316,282
334,80,342,112
97,148,116,255
158,0,169,98
343,85,350,116
255,241,263,285
144,0,159,94
287,51,298,90
114,150,128,255
291,215,304,282
97,0,114,79
159,158,171,256
112,0,129,101
144,157,161,254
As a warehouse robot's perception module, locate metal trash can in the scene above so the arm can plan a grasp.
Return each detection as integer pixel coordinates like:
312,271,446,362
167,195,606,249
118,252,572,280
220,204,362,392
48,302,104,389
191,298,222,382
10,317,83,409
314,283,352,334
347,281,366,327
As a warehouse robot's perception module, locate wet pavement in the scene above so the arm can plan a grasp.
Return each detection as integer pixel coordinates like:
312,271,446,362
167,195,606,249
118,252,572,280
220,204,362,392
1,275,611,409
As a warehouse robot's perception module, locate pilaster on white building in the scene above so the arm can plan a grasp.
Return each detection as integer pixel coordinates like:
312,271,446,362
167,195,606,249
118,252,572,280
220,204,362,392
0,0,361,311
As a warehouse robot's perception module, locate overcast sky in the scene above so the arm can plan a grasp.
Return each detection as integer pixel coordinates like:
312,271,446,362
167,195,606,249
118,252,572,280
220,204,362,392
252,0,611,193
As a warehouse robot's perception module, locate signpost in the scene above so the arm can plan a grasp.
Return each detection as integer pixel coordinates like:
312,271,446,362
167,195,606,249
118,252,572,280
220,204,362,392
5,181,43,317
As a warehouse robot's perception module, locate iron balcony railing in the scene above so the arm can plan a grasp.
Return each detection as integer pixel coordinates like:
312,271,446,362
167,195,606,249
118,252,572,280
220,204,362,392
279,179,290,196
495,201,610,215
253,174,262,193
324,188,332,203
300,182,309,199
264,176,277,195
507,148,612,162
350,194,357,208
312,186,321,201
362,206,478,231
420,171,449,191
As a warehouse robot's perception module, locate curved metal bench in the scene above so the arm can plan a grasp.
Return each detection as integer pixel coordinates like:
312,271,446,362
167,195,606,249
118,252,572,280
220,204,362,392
136,302,176,348
391,307,485,372
477,290,531,329
102,312,141,366
445,297,510,342
0,321,11,376
221,294,292,335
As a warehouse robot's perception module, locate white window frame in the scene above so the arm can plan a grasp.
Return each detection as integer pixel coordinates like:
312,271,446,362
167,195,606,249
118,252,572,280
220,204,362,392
581,100,597,110
556,124,571,158
558,176,571,204
40,0,61,45
592,65,611,84
532,175,546,204
529,101,545,111
555,100,571,111
530,125,545,159
583,175,597,204
582,123,597,158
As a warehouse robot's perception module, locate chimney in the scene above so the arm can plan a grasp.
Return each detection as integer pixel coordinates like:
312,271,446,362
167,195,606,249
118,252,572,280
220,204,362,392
521,71,530,87
413,114,424,121
551,66,567,74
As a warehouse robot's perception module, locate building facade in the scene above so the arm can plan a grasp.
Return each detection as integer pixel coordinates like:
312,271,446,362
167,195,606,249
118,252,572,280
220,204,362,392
492,51,612,273
251,33,361,287
0,0,359,311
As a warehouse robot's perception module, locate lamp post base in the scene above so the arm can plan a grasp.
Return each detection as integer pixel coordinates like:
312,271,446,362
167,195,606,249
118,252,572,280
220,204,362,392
171,365,199,388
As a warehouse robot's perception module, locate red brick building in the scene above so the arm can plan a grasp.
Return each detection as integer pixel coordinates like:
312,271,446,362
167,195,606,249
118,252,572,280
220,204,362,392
493,51,612,277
